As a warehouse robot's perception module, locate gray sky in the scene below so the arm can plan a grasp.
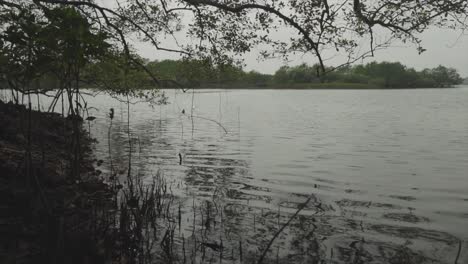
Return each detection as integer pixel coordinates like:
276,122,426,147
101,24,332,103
134,24,468,78
96,0,467,77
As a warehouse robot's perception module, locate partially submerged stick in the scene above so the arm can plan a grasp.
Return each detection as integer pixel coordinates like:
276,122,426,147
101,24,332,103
257,194,315,264
191,115,228,134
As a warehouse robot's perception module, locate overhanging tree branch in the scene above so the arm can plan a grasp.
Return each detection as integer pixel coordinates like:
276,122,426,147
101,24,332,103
183,0,327,74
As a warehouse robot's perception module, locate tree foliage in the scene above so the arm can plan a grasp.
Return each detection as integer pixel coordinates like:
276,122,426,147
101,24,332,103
0,5,110,92
0,3,165,104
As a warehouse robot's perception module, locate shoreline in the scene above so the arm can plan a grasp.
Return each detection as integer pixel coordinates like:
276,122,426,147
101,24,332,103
156,86,466,90
2,84,464,94
0,101,115,263
151,83,467,90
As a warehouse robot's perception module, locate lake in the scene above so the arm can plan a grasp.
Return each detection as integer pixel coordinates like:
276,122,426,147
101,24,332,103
14,87,468,263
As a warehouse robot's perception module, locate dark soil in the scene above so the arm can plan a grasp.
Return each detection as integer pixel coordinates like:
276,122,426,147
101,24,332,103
0,101,115,264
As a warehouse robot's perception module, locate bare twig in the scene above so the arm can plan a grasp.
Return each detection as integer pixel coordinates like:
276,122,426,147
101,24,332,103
257,194,315,264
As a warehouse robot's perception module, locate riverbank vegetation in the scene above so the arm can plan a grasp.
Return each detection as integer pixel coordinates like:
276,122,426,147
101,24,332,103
0,100,115,262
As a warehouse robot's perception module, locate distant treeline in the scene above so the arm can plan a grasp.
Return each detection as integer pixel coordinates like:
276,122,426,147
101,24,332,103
144,60,464,89
143,59,271,88
278,62,464,88
3,58,463,91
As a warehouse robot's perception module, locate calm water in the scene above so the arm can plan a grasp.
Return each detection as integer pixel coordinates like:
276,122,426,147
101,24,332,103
16,87,468,263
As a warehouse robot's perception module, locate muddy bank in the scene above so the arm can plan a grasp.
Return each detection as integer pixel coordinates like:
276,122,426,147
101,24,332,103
0,101,114,263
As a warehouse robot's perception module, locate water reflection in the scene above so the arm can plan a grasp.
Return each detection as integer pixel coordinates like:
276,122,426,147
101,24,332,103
81,88,468,263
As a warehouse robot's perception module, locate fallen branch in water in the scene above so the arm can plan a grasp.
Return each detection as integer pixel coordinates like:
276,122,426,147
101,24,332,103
257,194,315,264
191,115,228,134
455,239,462,264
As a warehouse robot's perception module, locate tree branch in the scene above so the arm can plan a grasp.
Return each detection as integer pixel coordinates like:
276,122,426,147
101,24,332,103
183,0,326,74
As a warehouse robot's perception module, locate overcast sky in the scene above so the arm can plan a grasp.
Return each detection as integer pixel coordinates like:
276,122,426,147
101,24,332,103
134,24,468,77
95,0,468,77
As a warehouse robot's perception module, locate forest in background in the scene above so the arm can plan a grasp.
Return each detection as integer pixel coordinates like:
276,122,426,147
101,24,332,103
140,60,465,89
4,58,464,91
